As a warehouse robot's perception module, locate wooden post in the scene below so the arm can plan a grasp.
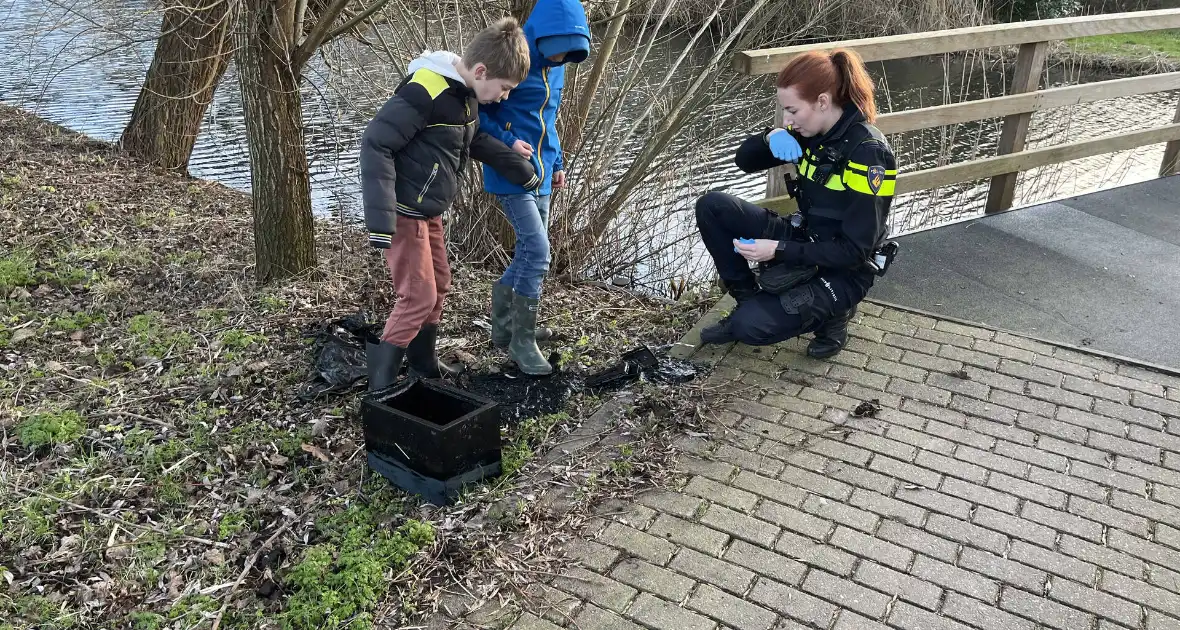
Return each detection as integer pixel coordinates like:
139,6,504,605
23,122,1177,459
1161,95,1180,177
765,102,802,211
985,41,1048,214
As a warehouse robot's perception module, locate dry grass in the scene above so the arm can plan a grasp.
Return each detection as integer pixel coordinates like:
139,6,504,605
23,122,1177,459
0,104,721,629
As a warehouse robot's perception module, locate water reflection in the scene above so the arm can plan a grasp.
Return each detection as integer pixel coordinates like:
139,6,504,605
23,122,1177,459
1,0,1175,290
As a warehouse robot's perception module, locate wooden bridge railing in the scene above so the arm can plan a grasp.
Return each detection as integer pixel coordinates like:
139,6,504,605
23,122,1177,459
735,9,1180,215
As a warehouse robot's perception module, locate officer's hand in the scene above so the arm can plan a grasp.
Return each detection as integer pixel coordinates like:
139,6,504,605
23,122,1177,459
767,128,802,163
733,238,777,262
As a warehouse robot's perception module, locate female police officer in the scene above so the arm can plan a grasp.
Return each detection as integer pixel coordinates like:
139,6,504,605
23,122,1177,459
695,48,897,359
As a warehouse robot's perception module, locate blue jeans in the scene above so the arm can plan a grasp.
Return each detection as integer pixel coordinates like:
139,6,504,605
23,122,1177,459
497,193,551,299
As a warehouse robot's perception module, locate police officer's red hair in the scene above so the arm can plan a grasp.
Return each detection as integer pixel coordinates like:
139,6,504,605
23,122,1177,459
776,49,878,123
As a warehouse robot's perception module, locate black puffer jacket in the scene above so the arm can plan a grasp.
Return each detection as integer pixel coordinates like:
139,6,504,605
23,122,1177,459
360,52,540,248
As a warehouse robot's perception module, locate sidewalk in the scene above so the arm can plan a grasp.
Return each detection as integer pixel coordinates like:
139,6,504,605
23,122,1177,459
510,301,1180,630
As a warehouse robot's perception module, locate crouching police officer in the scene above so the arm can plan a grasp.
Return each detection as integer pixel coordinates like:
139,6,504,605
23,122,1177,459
695,47,897,358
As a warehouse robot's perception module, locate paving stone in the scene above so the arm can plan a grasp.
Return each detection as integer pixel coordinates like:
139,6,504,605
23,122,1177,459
871,455,942,488
574,604,647,630
988,472,1067,509
990,388,1056,416
1046,579,1146,628
884,333,941,355
1108,528,1176,568
832,611,892,630
901,350,964,374
889,377,953,406
940,345,1002,371
1060,533,1147,577
687,584,778,630
889,602,976,630
638,489,708,520
1027,466,1108,502
959,547,1047,591
850,488,928,527
1102,571,1180,620
848,432,919,462
1034,354,1099,379
669,547,755,595
679,455,739,483
965,416,1037,445
732,471,808,508
866,357,928,383
724,538,809,586
943,592,1035,630
896,486,972,520
509,613,565,630
1089,431,1161,464
830,525,914,570
749,577,838,628
627,593,717,630
564,538,623,572
1132,392,1180,419
611,558,696,602
685,476,758,513
598,522,677,565
972,506,1057,548
700,505,779,549
1098,372,1167,397
924,513,1008,555
715,443,786,478
775,529,858,577
899,399,968,428
1009,540,1098,585
928,371,992,400
801,493,879,533
889,425,956,455
916,449,988,484
1000,586,1097,630
911,554,1000,602
779,464,854,501
1015,413,1088,443
1095,398,1167,430
1068,496,1151,537
1021,501,1103,542
925,420,998,450
1072,460,1149,495
951,394,1018,424
756,499,835,539
855,560,943,610
802,569,893,619
915,326,975,349
998,359,1065,386
552,567,638,613
830,364,889,390
1063,375,1131,404
647,514,730,557
876,520,958,563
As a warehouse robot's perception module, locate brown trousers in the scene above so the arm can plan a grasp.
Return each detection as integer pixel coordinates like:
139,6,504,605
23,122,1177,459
381,214,451,347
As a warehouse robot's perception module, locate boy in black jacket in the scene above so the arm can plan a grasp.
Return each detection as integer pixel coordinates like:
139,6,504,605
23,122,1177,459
361,18,540,390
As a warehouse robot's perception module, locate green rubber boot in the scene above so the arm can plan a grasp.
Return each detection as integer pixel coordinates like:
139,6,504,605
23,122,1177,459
509,293,554,376
491,282,514,349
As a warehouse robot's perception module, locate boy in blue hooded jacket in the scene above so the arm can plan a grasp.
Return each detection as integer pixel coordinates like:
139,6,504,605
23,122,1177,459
479,0,590,376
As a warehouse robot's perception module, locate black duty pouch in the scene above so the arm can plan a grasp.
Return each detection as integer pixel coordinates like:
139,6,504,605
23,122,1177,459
757,262,818,294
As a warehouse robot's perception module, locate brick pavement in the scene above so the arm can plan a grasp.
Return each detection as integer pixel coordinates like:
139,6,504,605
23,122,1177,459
509,301,1180,630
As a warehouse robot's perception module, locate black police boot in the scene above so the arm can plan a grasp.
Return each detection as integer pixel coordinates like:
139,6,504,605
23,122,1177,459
366,336,406,391
807,306,857,359
406,323,462,379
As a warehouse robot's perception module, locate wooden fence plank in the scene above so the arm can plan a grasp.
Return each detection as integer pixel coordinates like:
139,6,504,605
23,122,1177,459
986,42,1049,213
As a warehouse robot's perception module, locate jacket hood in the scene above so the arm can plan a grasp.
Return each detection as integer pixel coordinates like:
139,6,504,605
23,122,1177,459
407,50,466,84
524,0,590,66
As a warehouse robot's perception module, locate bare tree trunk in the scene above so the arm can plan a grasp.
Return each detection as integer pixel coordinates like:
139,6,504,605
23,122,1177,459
236,0,317,283
119,0,234,171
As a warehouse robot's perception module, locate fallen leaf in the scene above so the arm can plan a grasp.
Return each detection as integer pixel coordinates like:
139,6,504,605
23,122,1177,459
450,349,478,365
69,331,84,342
226,365,243,377
45,360,66,372
11,327,36,344
9,287,31,300
201,549,225,566
684,431,709,438
301,443,331,462
2,569,13,585
33,284,52,297
247,361,270,373
268,453,289,467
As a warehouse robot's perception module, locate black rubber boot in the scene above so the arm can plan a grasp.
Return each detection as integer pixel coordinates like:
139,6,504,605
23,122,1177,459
366,337,406,391
807,306,857,359
407,323,462,379
509,293,554,376
492,283,552,349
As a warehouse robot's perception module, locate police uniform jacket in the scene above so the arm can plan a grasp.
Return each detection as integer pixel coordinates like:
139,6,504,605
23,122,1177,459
734,106,897,290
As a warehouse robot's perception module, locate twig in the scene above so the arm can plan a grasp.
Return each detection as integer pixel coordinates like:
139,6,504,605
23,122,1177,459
209,512,303,630
9,484,233,549
93,409,173,429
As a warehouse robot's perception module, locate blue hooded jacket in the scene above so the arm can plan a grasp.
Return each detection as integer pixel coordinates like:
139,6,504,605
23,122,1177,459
479,0,590,196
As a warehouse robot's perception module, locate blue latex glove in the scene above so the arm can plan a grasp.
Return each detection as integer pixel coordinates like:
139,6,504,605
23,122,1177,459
768,129,802,163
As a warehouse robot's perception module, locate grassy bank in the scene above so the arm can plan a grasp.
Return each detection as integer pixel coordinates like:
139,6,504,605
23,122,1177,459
1067,29,1180,66
0,104,715,629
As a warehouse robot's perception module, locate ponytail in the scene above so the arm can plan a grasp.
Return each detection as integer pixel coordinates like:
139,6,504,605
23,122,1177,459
776,48,878,122
830,49,877,123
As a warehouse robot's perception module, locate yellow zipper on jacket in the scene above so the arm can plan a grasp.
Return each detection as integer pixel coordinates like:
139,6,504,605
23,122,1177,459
535,67,550,185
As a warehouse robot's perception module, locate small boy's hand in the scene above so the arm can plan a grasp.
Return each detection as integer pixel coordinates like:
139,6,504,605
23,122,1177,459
553,171,566,189
512,140,534,159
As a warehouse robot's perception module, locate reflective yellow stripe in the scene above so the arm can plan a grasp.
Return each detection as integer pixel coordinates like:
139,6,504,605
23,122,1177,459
409,69,449,99
845,171,896,196
847,161,898,175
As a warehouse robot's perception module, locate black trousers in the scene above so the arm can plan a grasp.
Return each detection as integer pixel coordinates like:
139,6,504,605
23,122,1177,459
694,191,869,346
